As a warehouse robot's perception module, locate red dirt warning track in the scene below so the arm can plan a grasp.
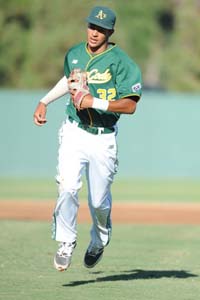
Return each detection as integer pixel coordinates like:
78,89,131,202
0,201,200,224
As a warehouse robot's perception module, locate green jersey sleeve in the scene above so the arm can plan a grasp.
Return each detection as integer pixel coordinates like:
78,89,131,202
115,50,142,101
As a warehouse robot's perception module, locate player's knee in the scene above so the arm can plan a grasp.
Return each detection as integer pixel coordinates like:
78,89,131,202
59,185,78,199
56,175,82,194
90,193,111,210
91,202,101,210
91,201,110,211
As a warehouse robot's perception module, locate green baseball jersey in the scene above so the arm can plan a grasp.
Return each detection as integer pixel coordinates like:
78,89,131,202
64,42,142,128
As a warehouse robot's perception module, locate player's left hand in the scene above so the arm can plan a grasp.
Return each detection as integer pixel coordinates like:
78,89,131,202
68,69,90,110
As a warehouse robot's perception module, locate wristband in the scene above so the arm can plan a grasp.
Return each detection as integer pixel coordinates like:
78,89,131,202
92,97,109,111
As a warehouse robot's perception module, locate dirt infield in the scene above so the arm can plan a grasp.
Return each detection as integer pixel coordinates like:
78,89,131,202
0,201,200,224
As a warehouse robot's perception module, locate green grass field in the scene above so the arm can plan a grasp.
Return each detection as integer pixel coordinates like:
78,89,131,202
1,178,200,299
1,221,200,300
1,177,200,203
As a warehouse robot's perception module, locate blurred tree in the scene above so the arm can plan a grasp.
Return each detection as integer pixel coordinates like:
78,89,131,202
0,0,199,91
0,0,32,87
161,0,200,91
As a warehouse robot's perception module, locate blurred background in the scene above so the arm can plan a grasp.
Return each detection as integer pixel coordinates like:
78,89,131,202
0,0,200,201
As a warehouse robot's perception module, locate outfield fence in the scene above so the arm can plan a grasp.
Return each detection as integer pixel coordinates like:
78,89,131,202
0,90,200,179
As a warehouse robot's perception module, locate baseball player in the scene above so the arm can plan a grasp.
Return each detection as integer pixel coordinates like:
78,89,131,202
34,6,142,272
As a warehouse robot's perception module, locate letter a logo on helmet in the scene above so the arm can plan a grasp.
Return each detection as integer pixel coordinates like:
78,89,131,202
86,6,116,29
96,10,107,20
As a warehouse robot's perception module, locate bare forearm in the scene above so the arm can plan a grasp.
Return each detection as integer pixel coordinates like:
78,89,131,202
80,94,137,114
107,98,137,114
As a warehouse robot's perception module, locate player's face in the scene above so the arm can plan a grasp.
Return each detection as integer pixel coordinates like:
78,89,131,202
87,23,113,54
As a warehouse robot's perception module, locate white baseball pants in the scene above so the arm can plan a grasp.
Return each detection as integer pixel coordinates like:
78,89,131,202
52,118,118,248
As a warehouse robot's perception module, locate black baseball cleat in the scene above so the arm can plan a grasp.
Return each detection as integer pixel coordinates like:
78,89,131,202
84,244,104,268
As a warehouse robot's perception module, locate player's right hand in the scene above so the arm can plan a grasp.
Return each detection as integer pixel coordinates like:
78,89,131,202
33,102,47,126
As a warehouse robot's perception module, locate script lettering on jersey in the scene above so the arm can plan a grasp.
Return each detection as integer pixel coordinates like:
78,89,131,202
87,69,111,84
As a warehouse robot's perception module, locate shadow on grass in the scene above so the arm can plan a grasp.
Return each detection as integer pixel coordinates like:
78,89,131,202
63,269,198,287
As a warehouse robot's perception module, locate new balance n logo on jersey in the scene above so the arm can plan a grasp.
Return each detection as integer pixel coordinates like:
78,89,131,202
132,83,142,92
96,10,107,20
87,69,111,84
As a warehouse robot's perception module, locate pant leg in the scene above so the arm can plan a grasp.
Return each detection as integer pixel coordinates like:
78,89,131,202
52,120,87,243
86,132,118,248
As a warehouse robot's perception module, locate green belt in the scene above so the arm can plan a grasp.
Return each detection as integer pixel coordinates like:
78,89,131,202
68,116,114,135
